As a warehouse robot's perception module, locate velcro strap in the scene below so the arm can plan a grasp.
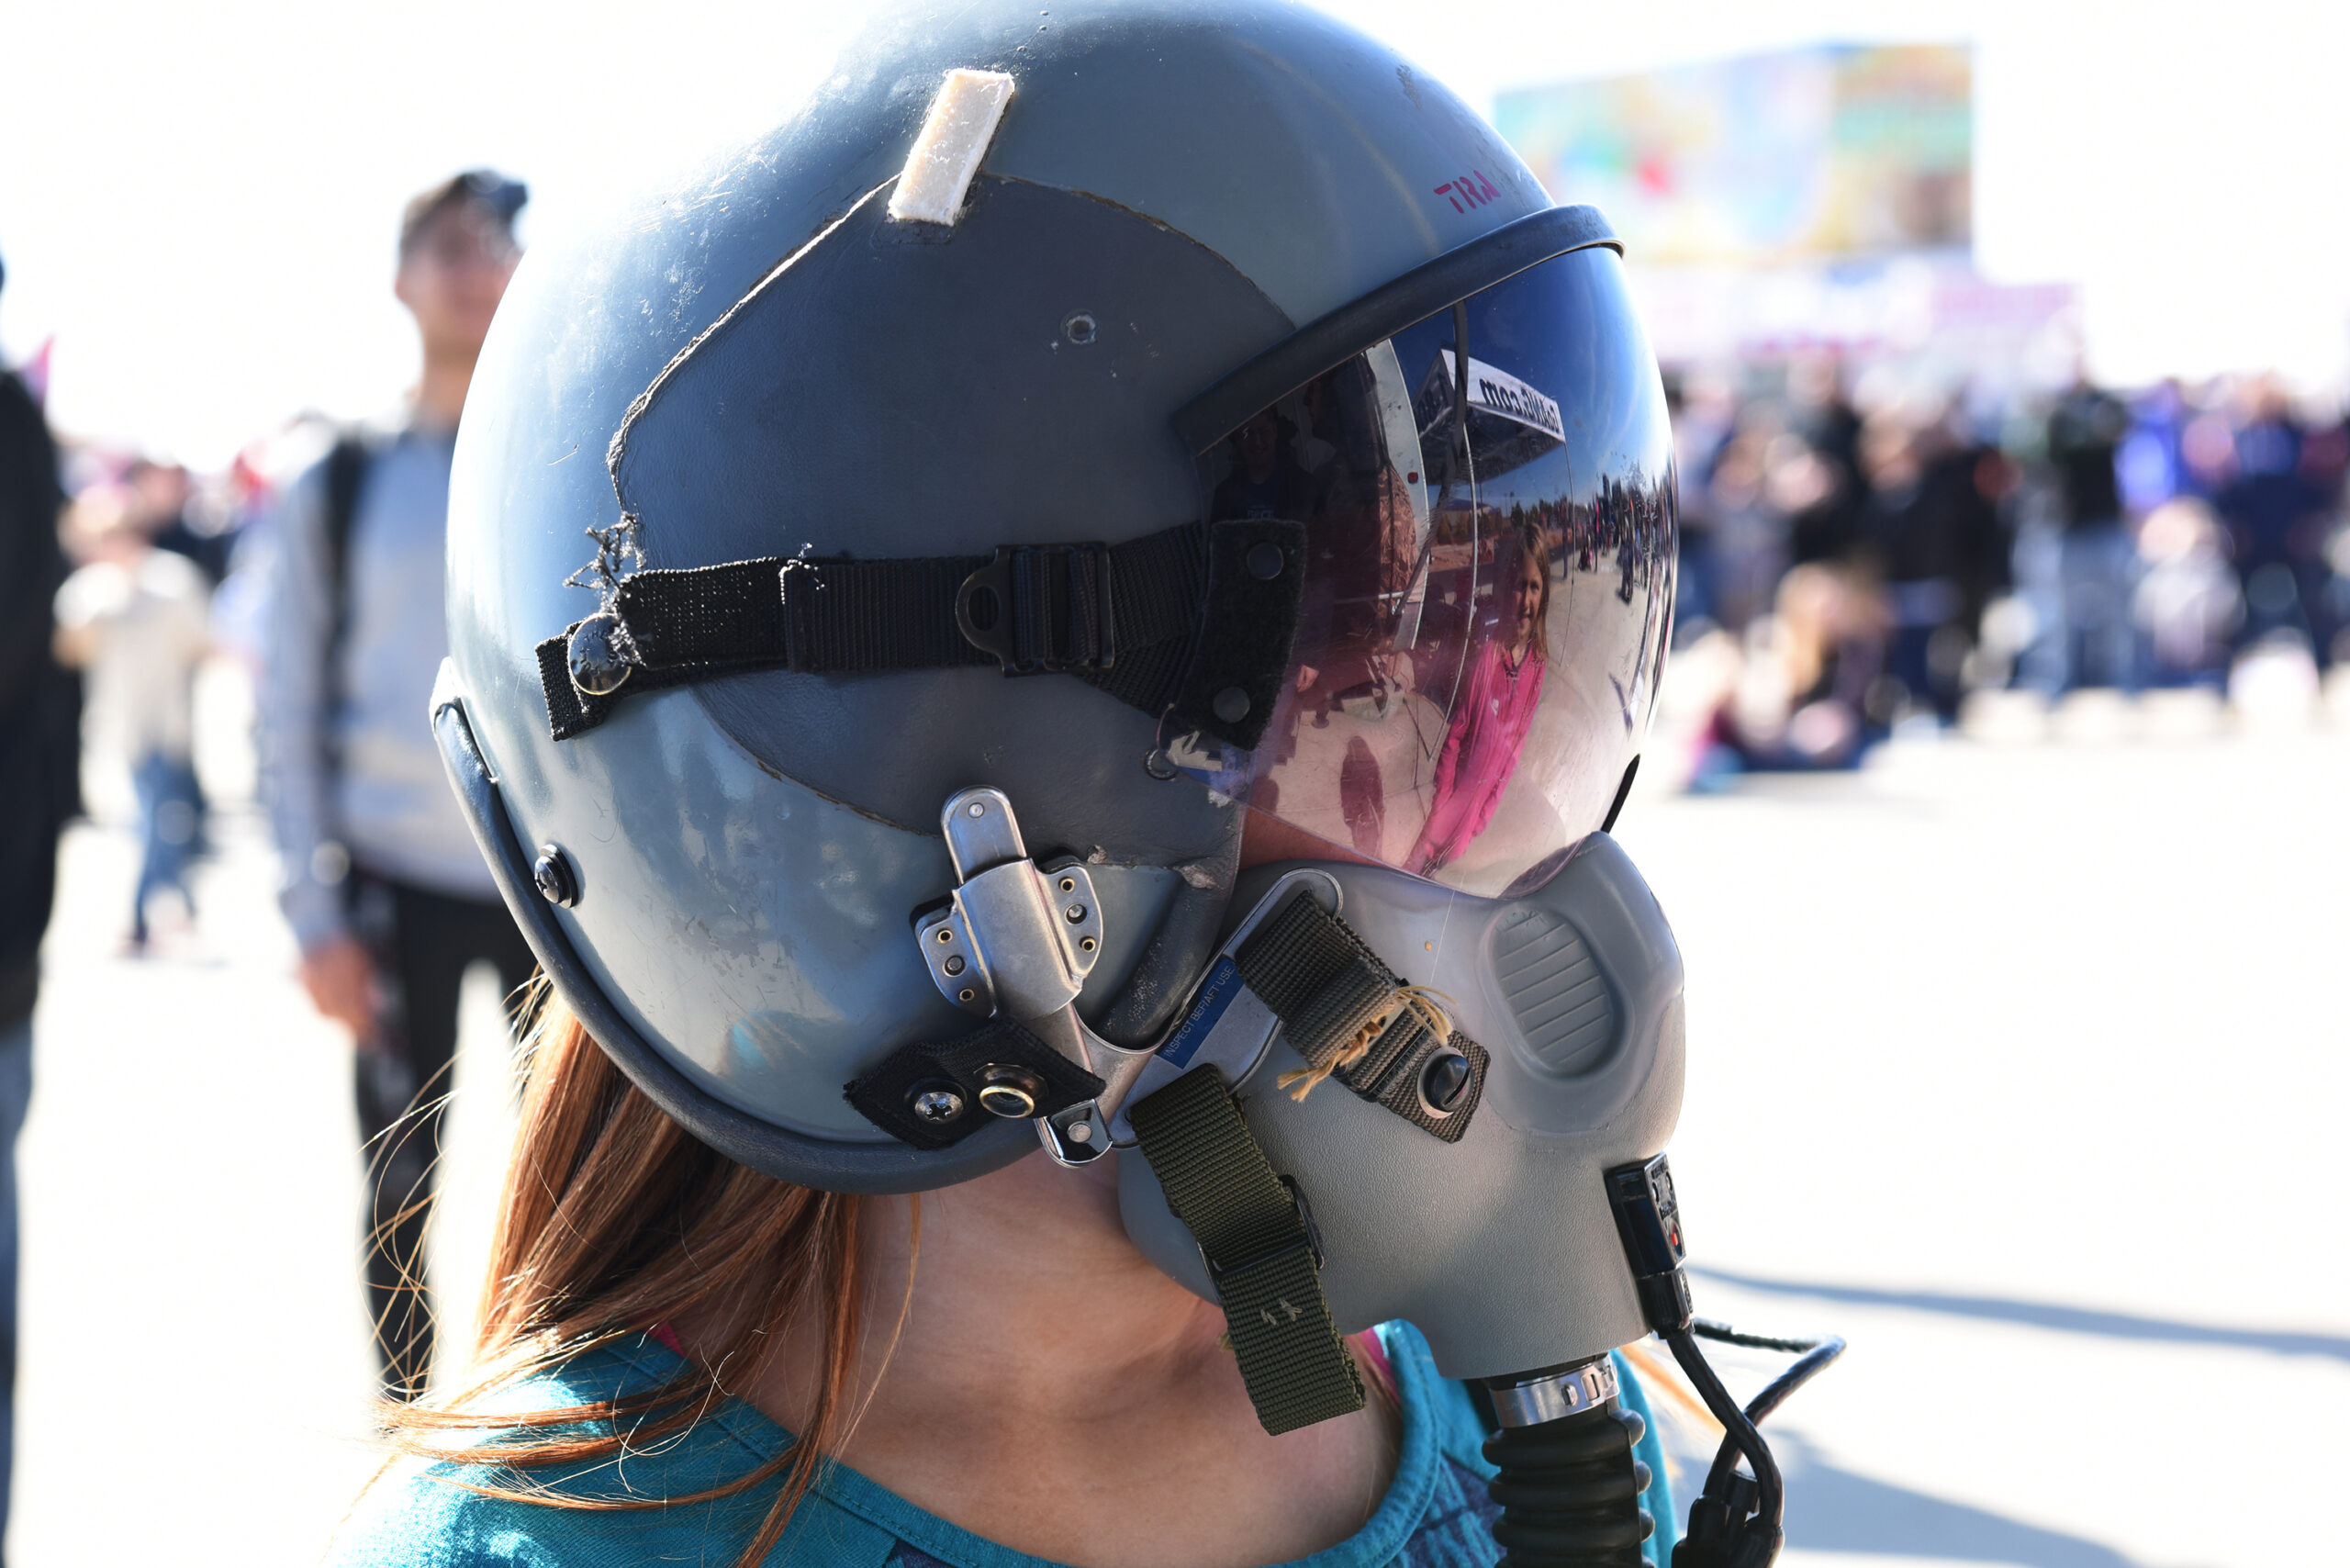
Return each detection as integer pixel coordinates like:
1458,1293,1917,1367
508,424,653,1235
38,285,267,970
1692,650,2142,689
539,521,1267,742
1233,894,1488,1143
1126,1067,1365,1437
619,554,995,674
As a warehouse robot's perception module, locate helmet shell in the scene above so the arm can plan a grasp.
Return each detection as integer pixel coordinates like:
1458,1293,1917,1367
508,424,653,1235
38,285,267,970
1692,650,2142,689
446,0,1552,1190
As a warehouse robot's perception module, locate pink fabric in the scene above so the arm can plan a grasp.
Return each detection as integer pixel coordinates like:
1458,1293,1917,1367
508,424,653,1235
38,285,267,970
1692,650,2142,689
648,1322,685,1356
1413,641,1545,871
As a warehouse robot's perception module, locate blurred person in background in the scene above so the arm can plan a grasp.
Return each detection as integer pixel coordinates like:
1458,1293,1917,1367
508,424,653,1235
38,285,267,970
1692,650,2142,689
52,486,211,952
2131,498,2240,687
1721,560,1886,770
262,171,534,1401
129,458,235,586
2023,373,2133,693
1862,400,2012,723
2216,378,2342,665
1783,353,1869,566
0,247,77,1557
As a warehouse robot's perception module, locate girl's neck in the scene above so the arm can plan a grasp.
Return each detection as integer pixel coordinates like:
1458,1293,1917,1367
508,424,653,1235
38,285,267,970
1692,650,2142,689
726,1151,1396,1568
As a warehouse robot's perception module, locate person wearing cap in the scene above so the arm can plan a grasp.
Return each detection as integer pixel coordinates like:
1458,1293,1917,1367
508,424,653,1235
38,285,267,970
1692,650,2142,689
261,170,536,1400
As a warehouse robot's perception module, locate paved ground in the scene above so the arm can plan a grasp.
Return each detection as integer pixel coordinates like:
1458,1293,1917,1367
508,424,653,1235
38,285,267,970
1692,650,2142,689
10,678,2346,1565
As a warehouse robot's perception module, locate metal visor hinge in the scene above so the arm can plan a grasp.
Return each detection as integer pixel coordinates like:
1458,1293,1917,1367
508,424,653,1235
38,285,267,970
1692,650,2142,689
905,787,1155,1164
954,543,1116,675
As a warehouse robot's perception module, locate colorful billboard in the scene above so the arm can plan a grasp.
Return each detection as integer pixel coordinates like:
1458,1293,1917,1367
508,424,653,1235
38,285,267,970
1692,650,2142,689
1494,44,1973,266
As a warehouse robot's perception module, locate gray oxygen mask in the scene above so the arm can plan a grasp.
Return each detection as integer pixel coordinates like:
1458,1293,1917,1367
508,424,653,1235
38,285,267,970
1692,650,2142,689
1114,832,1685,1380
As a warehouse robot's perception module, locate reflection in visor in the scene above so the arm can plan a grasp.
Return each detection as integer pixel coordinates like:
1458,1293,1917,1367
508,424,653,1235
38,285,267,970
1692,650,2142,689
1189,244,1676,899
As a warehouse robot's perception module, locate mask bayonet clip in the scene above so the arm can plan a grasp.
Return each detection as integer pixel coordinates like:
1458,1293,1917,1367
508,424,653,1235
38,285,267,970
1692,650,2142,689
913,787,1153,1167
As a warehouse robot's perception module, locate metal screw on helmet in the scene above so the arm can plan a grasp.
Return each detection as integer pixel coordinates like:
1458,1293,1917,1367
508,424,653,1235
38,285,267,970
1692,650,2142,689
1246,542,1285,580
565,613,632,698
532,845,580,907
1062,311,1098,345
908,1083,967,1126
1418,1047,1472,1116
1212,687,1250,725
975,1064,1044,1119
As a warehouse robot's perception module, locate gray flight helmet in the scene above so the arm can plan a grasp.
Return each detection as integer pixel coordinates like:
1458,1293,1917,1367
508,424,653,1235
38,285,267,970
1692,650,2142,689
436,0,1639,1195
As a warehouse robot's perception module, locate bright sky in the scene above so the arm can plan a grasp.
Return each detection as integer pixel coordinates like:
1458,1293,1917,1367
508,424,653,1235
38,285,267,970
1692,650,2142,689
8,0,2347,467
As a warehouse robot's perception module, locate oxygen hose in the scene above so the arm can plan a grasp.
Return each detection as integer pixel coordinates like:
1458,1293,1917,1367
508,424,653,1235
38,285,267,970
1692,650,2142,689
1481,1356,1654,1568
1465,1153,1847,1568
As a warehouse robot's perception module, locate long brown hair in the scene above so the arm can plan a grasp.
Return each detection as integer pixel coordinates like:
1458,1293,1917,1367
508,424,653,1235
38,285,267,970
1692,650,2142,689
380,994,884,1566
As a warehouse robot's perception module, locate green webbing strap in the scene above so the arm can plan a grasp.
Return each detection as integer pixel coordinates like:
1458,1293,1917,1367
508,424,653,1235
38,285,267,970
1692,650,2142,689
1234,892,1489,1142
1125,1066,1365,1436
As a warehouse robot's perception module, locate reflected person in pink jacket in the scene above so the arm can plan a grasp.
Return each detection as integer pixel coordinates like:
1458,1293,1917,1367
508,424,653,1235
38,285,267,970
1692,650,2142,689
1407,526,1551,876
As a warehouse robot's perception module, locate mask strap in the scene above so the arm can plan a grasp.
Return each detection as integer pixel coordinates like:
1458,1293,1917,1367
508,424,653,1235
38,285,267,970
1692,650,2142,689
1126,1066,1364,1436
1234,892,1487,1141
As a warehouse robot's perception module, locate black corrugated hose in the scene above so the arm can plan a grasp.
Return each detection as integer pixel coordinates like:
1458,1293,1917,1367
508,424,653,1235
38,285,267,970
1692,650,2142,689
1483,1394,1654,1567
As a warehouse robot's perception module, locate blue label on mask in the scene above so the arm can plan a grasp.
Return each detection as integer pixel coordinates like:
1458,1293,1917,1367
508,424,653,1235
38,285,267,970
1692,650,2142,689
1159,955,1244,1070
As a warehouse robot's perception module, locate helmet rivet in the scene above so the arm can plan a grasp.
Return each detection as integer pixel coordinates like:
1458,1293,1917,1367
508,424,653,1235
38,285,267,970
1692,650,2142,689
1059,877,1076,892
1419,1048,1473,1116
958,987,977,1002
565,613,632,698
1063,311,1098,346
1064,903,1087,923
975,1065,1042,1119
909,1084,966,1125
1080,936,1097,952
532,845,579,907
1246,542,1284,580
943,954,966,976
1212,687,1250,724
968,801,986,817
934,926,954,943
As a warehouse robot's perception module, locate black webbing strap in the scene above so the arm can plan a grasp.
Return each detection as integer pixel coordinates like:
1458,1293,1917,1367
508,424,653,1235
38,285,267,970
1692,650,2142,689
1234,894,1488,1142
534,517,1305,750
1125,1067,1365,1437
621,553,998,674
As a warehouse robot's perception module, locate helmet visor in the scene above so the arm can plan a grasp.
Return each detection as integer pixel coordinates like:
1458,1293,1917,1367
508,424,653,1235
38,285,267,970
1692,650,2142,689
1189,242,1675,898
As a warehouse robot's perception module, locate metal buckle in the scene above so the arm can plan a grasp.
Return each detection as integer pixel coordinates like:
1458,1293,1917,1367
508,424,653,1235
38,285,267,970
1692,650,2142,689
954,543,1117,674
1202,1175,1326,1279
910,788,1153,1170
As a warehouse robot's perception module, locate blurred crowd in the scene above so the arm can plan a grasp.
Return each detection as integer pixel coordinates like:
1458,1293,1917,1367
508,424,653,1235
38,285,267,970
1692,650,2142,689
1665,356,2350,773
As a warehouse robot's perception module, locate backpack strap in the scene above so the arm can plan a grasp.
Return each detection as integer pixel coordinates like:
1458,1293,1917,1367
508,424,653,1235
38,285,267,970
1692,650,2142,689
317,434,373,790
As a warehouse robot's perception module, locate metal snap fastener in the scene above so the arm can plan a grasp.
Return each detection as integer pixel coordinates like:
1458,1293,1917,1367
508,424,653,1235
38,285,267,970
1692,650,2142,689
1212,687,1250,724
532,845,579,907
1418,1048,1472,1116
566,613,632,698
975,1064,1043,1119
1246,542,1284,580
909,1083,967,1126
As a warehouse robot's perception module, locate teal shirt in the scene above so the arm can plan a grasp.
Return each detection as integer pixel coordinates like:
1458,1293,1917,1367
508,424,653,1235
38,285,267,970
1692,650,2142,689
330,1324,1674,1567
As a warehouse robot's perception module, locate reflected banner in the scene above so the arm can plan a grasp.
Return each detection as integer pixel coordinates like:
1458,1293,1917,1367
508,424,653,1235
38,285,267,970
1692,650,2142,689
1495,44,1973,266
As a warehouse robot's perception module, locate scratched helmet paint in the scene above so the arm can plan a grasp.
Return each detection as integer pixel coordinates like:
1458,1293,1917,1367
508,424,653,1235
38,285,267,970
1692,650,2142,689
433,0,1676,1198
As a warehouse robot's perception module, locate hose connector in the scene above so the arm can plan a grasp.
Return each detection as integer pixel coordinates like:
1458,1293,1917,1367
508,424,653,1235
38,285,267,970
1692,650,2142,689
1482,1354,1654,1567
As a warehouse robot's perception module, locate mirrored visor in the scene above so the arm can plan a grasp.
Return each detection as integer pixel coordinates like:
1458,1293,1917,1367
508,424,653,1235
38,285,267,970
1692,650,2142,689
1184,243,1676,898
